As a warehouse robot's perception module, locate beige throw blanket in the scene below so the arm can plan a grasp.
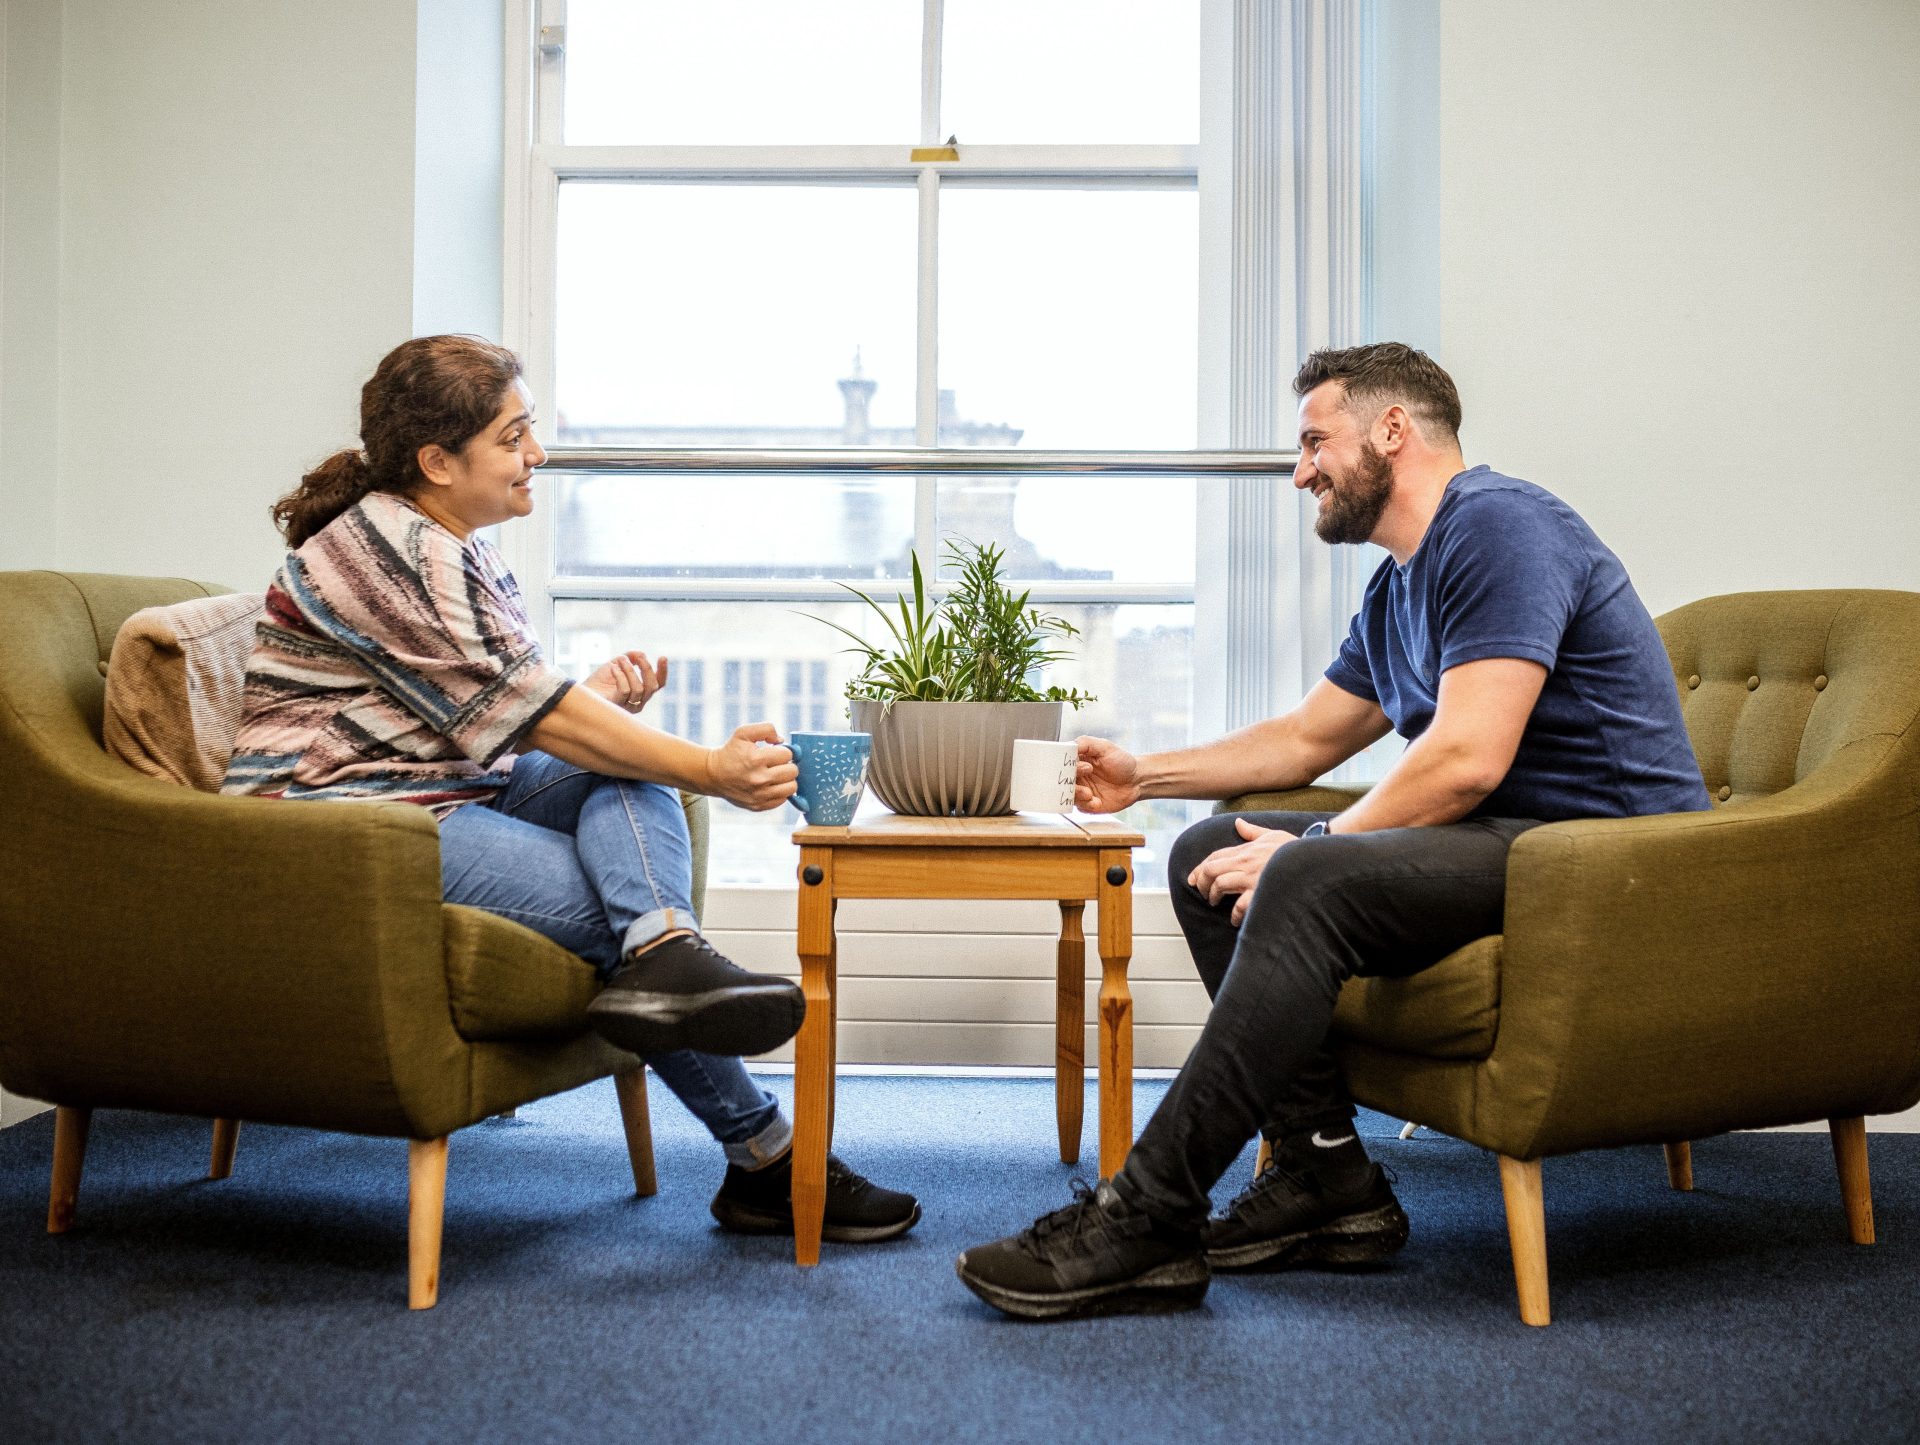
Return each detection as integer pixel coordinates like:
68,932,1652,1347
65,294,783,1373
103,592,266,792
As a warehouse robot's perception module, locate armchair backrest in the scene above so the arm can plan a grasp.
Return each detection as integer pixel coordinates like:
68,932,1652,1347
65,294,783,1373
1657,589,1920,809
0,571,224,794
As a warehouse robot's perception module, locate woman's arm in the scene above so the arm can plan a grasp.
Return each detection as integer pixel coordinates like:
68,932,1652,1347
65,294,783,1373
525,685,798,811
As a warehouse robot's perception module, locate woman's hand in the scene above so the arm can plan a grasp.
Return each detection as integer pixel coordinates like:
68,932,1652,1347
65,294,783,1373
704,723,798,811
1075,735,1142,813
584,651,667,714
1188,817,1299,925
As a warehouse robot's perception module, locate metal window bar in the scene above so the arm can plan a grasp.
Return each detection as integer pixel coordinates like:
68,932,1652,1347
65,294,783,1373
541,445,1300,607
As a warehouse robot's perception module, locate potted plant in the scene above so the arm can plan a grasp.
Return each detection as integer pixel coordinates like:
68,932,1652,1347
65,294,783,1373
807,540,1094,816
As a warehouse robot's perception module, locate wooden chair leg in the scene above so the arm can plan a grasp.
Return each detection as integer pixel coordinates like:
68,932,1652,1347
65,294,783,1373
209,1118,241,1180
47,1106,92,1234
1497,1154,1551,1327
408,1137,449,1310
1829,1116,1875,1245
1664,1141,1693,1191
1254,1137,1272,1179
613,1067,658,1198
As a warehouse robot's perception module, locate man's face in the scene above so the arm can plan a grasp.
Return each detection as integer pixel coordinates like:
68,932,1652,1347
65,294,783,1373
1294,382,1394,545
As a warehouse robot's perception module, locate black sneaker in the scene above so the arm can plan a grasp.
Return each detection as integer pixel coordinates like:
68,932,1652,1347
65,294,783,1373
710,1150,921,1243
586,933,804,1058
955,1179,1209,1321
1203,1137,1409,1271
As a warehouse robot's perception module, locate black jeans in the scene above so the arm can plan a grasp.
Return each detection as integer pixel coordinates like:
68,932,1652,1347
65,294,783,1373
1111,810,1540,1228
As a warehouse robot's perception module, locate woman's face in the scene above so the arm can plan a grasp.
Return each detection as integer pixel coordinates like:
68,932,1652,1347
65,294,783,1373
413,382,547,537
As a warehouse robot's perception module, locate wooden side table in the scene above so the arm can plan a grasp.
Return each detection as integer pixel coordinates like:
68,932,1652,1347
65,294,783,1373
789,812,1146,1266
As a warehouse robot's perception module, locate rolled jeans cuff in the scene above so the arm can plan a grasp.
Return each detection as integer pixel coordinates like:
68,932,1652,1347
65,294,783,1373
726,1111,794,1170
619,907,702,959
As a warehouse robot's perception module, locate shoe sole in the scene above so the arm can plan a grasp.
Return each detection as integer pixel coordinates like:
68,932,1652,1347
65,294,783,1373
1206,1200,1410,1271
954,1255,1210,1321
587,982,804,1059
710,1197,924,1244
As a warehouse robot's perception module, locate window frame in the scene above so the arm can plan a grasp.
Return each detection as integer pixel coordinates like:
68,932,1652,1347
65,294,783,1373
498,1,1375,892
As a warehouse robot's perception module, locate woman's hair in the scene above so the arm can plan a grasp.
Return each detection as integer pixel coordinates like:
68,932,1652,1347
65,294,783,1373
270,335,524,547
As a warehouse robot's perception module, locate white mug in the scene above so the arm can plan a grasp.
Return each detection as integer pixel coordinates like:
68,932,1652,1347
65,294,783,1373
1009,738,1079,813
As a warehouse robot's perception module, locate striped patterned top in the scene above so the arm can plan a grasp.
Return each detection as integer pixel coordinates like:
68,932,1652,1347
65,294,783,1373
221,491,573,817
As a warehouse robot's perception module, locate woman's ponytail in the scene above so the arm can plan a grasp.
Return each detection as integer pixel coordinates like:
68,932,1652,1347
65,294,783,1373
270,448,378,548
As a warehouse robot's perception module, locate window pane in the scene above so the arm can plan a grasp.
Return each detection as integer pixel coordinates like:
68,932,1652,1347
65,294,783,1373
563,0,921,145
555,184,917,441
552,598,1203,887
939,188,1197,449
936,476,1195,587
942,1,1200,144
548,472,916,580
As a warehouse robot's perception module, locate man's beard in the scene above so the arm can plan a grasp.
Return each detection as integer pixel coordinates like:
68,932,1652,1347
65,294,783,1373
1312,439,1395,545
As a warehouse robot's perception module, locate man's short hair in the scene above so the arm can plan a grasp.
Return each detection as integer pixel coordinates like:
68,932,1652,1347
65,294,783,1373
1293,343,1462,443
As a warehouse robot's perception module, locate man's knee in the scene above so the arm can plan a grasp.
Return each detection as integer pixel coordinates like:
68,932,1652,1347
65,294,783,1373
1166,813,1246,890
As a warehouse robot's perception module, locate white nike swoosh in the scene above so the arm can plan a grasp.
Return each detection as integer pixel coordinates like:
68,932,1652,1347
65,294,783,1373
1311,1131,1356,1148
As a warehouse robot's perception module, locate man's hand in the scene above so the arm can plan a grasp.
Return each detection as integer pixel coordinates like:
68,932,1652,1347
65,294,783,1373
1075,736,1142,813
584,651,668,714
1188,817,1300,925
704,723,797,811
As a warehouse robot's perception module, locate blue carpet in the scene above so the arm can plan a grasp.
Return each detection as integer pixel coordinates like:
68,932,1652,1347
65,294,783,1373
1,1075,1916,1444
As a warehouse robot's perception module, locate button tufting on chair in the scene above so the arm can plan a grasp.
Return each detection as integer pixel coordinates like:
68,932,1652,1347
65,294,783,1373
1687,674,1700,689
1746,675,1760,690
1717,784,1733,801
1815,675,1829,690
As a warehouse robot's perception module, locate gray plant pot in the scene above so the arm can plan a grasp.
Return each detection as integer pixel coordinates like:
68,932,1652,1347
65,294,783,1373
849,698,1065,817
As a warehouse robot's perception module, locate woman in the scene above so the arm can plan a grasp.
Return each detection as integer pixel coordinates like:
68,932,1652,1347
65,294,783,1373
222,335,917,1243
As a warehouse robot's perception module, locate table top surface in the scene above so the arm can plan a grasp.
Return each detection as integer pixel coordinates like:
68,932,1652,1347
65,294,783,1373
792,809,1145,849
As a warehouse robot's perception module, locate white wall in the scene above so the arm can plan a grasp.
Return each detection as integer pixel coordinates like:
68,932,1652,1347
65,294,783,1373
1435,0,1920,617
49,0,418,591
0,0,63,570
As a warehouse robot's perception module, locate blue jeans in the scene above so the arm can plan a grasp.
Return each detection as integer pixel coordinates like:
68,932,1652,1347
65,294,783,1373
438,751,790,1168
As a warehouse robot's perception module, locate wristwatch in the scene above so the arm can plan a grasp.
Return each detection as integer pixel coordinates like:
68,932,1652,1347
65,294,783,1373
1299,820,1331,839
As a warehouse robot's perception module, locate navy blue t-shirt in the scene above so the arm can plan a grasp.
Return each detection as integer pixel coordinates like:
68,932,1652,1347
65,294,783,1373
1324,466,1710,822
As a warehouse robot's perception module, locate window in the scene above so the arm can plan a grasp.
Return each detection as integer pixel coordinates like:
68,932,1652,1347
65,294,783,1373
505,2,1364,888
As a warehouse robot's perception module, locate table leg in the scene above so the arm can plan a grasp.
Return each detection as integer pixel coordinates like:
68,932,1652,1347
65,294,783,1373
1096,850,1135,1179
794,847,836,1266
826,899,839,1152
1055,901,1086,1165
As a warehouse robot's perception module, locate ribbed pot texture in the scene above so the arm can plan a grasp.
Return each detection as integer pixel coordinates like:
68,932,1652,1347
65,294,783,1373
849,699,1064,816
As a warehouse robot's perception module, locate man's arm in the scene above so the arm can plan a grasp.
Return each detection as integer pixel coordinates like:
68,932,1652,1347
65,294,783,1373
1187,656,1548,922
1138,679,1393,801
1326,656,1546,833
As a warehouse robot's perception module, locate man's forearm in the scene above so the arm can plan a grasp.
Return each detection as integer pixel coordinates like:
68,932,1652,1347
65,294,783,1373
1135,716,1323,801
1325,730,1495,833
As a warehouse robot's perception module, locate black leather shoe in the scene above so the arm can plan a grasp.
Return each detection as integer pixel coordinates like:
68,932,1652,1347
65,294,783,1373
586,933,804,1058
1203,1139,1409,1270
710,1150,921,1243
955,1179,1209,1321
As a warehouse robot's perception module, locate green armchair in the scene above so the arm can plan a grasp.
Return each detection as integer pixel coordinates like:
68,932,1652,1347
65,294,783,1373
0,571,710,1307
1220,589,1920,1324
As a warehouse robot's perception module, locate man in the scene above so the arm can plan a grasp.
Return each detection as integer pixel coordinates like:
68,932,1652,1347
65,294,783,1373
955,343,1709,1320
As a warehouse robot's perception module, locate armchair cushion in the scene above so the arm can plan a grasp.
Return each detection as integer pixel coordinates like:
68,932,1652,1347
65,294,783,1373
102,591,264,790
1333,935,1501,1060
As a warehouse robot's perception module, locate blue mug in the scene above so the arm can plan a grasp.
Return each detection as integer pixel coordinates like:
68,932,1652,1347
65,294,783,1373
787,731,872,826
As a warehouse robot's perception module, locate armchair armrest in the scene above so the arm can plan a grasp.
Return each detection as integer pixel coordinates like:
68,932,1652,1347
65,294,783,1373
1214,783,1374,816
0,760,462,1135
1490,736,1920,1156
